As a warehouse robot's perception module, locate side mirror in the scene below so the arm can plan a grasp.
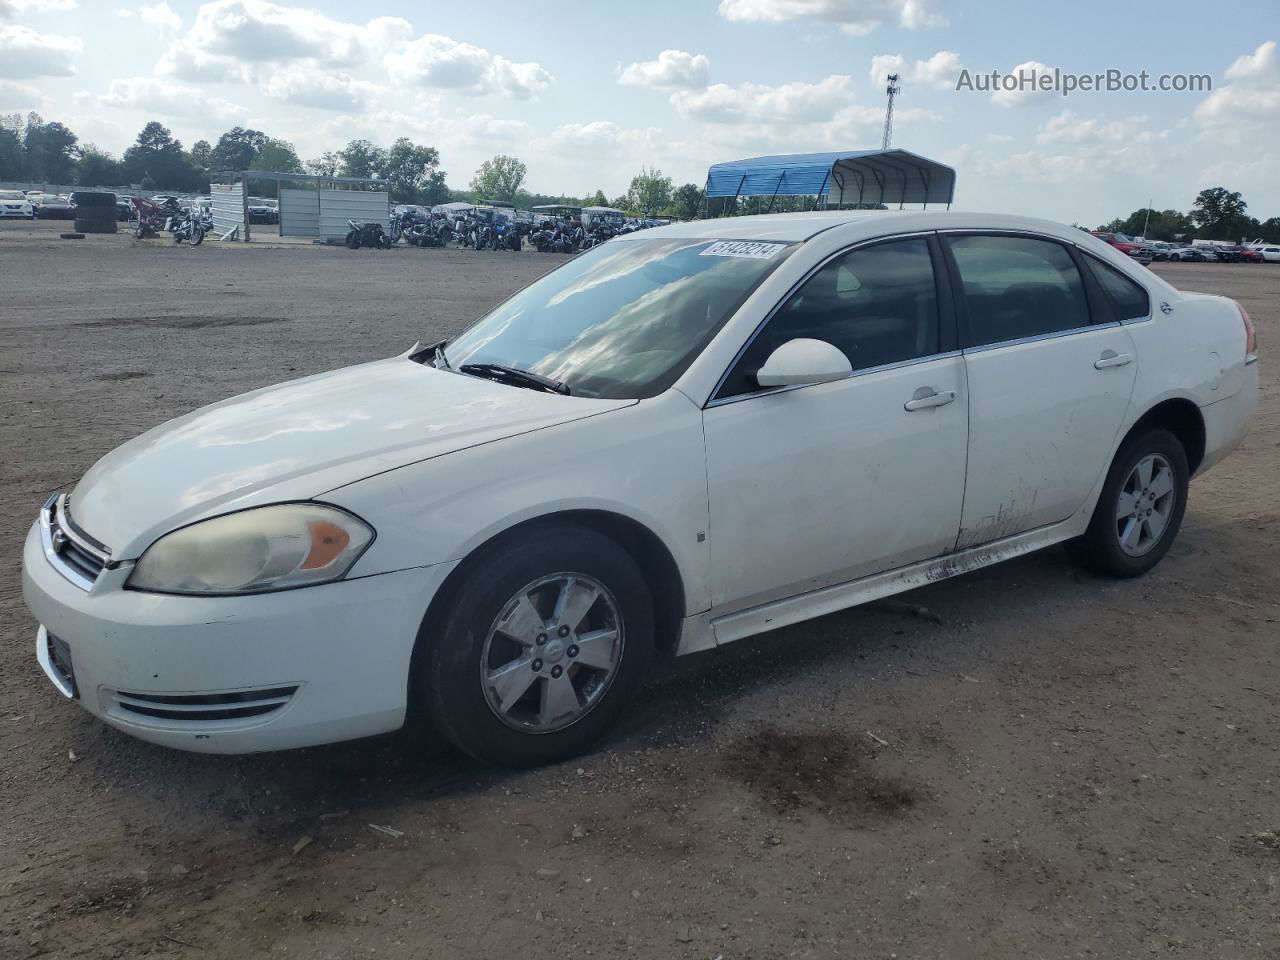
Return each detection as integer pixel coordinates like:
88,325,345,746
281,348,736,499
755,338,853,388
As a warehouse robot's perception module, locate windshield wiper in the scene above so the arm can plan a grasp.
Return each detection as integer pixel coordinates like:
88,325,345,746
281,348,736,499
409,338,451,370
459,363,570,395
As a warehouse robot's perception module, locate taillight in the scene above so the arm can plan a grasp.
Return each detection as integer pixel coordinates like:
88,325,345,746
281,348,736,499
1238,302,1257,357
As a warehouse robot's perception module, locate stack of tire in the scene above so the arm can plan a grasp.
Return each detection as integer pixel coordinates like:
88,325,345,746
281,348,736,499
71,191,119,234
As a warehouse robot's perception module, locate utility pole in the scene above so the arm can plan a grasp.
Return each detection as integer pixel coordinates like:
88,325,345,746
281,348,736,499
1142,198,1152,239
882,73,900,150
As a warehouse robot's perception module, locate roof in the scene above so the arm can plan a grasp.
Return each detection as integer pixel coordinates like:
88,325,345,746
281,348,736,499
621,210,1163,257
625,210,898,242
705,149,955,205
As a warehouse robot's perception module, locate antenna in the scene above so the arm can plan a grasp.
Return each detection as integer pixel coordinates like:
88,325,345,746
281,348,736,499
882,73,900,150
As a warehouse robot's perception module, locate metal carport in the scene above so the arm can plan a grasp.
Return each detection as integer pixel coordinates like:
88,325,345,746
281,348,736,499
704,149,955,212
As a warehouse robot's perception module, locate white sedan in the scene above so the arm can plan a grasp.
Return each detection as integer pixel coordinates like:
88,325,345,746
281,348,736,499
0,189,35,219
22,211,1259,766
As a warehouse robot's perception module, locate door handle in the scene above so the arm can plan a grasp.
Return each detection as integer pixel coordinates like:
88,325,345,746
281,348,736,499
1094,350,1133,370
904,388,956,412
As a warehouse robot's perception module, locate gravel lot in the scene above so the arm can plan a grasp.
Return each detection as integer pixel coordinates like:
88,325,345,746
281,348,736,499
2,219,1277,960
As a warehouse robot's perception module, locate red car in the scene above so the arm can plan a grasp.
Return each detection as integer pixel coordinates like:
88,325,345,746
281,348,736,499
1089,231,1143,255
1228,245,1264,263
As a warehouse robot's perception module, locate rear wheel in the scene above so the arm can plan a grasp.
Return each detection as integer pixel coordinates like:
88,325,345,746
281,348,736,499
1068,428,1188,578
422,524,654,767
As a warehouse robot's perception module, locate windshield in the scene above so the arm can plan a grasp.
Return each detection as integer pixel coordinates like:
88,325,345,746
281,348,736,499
444,237,795,399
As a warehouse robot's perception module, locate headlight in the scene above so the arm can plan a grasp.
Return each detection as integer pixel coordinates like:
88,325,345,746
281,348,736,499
127,503,374,596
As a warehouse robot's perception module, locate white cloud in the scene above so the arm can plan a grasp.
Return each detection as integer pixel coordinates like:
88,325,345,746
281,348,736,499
869,50,960,89
618,49,710,91
0,24,81,77
0,77,45,110
1036,110,1155,144
386,33,552,99
261,64,381,111
717,0,944,35
990,60,1058,108
1195,40,1280,131
98,76,247,122
671,74,854,123
0,0,76,16
157,1,410,80
141,2,180,32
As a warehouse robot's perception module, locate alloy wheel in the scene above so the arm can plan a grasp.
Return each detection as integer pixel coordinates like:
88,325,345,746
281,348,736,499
480,573,624,733
1115,453,1176,557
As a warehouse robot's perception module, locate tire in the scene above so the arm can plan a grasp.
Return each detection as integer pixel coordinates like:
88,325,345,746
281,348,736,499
1068,427,1189,578
189,227,204,246
345,230,360,249
423,523,654,767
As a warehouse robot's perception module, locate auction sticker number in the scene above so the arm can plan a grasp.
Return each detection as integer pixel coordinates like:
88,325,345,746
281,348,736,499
700,240,787,260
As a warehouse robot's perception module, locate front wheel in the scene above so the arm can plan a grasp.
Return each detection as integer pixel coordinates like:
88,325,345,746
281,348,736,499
1068,428,1189,578
422,524,654,767
189,227,204,246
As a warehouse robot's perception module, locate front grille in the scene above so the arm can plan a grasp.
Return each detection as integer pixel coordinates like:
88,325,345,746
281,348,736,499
41,494,110,590
109,685,299,725
46,632,78,698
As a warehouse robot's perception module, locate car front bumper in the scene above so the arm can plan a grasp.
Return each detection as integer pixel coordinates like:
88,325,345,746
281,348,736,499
22,520,457,753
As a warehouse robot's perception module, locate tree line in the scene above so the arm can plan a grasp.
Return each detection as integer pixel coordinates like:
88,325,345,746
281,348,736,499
0,111,707,217
1099,187,1280,243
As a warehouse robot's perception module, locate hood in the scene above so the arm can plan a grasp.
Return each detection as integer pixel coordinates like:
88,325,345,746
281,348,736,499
70,356,633,558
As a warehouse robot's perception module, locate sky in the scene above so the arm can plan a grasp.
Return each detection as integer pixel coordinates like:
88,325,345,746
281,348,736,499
1,0,1277,226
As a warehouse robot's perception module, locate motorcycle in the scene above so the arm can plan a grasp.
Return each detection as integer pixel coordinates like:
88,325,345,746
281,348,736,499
531,220,577,254
345,218,391,249
131,196,175,239
169,206,206,246
492,218,521,252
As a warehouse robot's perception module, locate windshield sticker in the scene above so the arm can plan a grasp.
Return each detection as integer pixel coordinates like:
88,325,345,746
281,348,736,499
700,240,787,260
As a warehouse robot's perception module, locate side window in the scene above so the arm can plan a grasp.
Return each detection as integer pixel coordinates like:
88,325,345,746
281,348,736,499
1086,255,1151,321
946,235,1091,347
718,237,940,398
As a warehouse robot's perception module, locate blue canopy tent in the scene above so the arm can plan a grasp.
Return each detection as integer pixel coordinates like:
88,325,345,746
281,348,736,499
704,149,955,213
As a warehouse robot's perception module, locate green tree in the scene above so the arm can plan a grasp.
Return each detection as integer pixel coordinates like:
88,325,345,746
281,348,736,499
671,182,702,220
122,121,204,191
1257,217,1280,242
0,125,24,179
1190,187,1250,240
338,139,386,179
470,154,527,204
190,139,212,168
23,116,79,183
583,189,608,207
209,126,267,173
625,166,673,216
1111,208,1194,242
247,138,302,197
383,137,445,203
77,145,123,186
305,151,340,178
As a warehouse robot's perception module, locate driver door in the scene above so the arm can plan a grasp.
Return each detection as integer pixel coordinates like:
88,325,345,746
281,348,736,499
703,235,969,615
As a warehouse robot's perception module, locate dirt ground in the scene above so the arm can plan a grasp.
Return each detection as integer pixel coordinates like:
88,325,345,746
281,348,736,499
1,219,1277,960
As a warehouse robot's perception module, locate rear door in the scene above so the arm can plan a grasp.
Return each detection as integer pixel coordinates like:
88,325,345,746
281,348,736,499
943,232,1138,548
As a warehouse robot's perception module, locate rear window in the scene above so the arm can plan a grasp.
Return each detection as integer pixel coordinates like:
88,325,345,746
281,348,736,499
1086,255,1151,321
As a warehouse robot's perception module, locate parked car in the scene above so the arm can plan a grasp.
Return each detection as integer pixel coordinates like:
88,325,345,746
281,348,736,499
22,211,1258,765
247,198,279,224
1228,245,1264,263
1089,231,1144,256
0,189,35,219
1167,245,1207,262
31,194,75,220
116,197,134,221
1254,245,1280,263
